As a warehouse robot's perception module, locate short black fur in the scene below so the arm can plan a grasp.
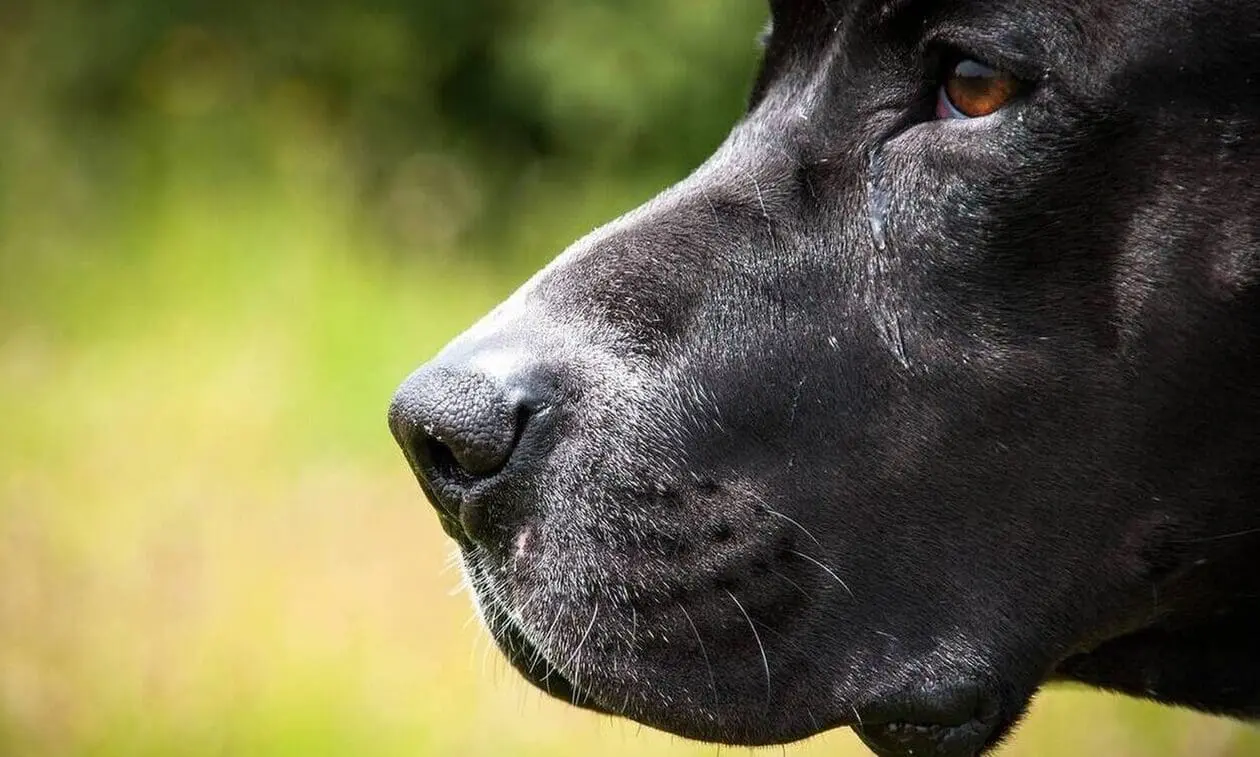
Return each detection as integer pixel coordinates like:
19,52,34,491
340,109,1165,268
389,1,1260,755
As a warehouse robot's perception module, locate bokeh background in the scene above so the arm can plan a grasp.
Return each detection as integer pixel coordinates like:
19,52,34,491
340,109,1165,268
1,2,1257,756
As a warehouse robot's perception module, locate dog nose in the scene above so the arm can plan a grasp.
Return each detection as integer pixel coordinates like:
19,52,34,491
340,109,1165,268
391,367,525,476
387,350,557,541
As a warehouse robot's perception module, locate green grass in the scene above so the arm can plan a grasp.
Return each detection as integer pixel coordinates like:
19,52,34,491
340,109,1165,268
2,73,1259,757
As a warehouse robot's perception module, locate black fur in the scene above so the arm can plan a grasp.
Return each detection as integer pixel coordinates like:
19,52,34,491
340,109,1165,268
389,1,1260,755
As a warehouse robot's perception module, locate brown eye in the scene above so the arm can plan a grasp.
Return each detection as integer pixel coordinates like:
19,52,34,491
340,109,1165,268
937,58,1021,119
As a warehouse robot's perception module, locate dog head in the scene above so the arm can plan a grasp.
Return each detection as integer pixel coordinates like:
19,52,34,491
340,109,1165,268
389,1,1260,755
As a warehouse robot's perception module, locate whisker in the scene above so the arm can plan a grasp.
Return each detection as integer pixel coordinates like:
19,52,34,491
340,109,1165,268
447,574,472,597
679,602,720,716
439,549,464,576
539,608,567,686
700,188,722,228
768,567,812,600
739,167,773,235
764,508,822,546
564,602,601,707
725,589,771,706
1190,526,1260,542
559,601,601,677
789,549,854,598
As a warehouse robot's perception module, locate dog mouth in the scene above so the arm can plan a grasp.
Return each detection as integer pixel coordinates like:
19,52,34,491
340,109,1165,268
856,722,1002,757
481,600,606,711
852,683,1008,757
460,547,1009,757
461,550,611,715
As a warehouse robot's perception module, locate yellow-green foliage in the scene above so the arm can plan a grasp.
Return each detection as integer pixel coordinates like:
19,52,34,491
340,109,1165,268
1,4,1257,756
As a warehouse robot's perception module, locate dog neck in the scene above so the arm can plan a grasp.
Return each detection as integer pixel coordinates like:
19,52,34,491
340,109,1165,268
1056,535,1260,719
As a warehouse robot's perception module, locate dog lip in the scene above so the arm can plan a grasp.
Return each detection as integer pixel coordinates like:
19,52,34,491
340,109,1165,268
466,559,612,714
853,679,1005,757
855,720,1000,757
470,557,1001,749
484,595,612,714
427,454,542,550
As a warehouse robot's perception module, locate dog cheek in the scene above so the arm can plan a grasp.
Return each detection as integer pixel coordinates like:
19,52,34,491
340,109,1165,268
1115,510,1191,586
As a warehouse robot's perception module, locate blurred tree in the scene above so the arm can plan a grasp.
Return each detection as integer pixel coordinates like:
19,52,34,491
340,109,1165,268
1,0,766,257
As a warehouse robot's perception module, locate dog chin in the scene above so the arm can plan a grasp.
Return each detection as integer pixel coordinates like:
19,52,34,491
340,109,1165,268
481,601,1008,757
481,602,607,713
461,522,1016,757
468,573,1008,757
463,560,745,742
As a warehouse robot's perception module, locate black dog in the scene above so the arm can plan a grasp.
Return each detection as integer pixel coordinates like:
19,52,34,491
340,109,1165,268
388,1,1260,755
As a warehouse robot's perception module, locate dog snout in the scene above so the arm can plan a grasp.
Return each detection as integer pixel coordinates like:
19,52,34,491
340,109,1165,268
388,345,559,543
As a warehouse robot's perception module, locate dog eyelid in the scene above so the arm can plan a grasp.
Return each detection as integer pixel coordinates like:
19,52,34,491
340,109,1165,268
937,85,970,119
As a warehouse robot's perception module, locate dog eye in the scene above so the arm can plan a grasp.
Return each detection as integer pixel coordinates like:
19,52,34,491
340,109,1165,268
937,59,1021,119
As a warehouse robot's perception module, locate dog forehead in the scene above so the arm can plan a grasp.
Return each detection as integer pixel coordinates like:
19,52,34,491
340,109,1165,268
765,0,1223,46
759,0,1254,113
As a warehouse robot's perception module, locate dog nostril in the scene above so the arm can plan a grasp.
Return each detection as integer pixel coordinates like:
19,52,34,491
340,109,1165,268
423,436,466,480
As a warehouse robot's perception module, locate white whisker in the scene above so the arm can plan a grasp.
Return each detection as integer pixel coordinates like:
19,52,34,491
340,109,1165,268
765,507,822,546
679,601,719,716
790,549,854,598
725,589,771,706
768,567,812,600
559,601,600,676
1191,526,1260,542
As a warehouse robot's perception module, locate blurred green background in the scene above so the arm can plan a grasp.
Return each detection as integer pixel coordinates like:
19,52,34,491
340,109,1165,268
0,2,1256,756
